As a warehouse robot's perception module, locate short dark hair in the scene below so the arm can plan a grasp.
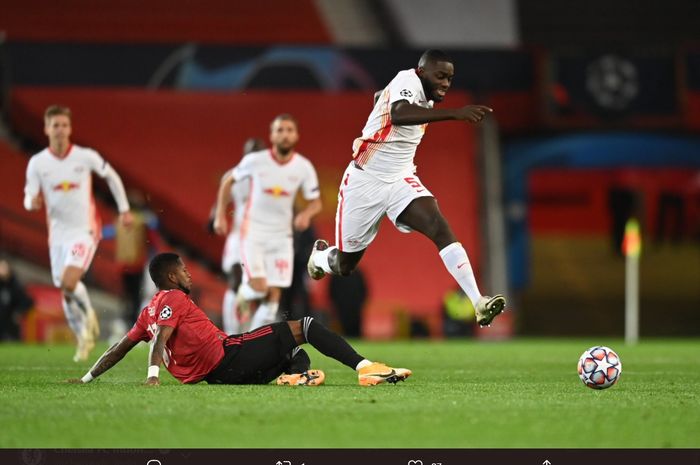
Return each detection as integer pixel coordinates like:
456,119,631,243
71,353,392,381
418,49,453,68
149,253,181,288
270,113,298,131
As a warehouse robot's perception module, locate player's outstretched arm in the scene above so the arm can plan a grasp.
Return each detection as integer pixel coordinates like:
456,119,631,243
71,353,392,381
101,164,131,218
145,325,174,386
213,172,234,236
390,100,493,125
68,335,139,384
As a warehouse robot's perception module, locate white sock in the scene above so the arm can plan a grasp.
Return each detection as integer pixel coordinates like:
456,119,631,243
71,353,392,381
250,301,279,330
222,289,239,334
439,242,482,307
70,281,94,313
61,295,86,339
355,359,372,371
313,246,336,274
238,282,267,301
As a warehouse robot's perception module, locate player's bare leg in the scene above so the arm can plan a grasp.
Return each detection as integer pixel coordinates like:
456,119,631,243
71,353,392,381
397,196,506,327
308,240,365,279
61,265,98,361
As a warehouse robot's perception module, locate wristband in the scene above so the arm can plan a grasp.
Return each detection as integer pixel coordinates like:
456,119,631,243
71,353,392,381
81,372,94,383
148,365,160,378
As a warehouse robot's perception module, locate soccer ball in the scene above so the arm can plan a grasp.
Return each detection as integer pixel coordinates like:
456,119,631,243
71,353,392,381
577,346,622,390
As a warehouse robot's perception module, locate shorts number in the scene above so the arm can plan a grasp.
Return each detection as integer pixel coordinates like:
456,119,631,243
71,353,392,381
404,177,425,192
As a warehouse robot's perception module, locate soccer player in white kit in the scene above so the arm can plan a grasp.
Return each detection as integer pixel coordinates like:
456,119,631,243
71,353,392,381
307,50,507,327
218,137,265,334
214,114,322,331
23,105,133,361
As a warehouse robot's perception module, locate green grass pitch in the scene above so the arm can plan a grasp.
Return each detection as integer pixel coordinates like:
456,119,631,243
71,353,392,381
1,339,698,448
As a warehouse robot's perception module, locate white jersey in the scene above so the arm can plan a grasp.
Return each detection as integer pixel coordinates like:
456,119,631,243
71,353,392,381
24,144,110,244
231,149,319,238
352,69,433,182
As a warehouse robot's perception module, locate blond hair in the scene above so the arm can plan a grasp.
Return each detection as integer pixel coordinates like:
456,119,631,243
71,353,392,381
44,105,72,123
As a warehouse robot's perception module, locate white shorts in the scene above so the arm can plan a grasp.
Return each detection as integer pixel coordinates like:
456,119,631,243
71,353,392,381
49,235,98,287
240,235,294,288
221,230,241,273
335,162,433,253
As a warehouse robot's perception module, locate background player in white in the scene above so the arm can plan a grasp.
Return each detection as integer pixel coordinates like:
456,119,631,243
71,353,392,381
307,50,507,327
216,137,265,334
214,114,321,330
23,105,133,361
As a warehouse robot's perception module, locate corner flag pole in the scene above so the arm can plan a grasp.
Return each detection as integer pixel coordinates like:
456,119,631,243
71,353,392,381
622,218,641,345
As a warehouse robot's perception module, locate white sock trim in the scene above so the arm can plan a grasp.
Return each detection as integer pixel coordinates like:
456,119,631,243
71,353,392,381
355,359,372,371
439,241,482,306
238,282,266,301
313,247,336,274
438,242,462,259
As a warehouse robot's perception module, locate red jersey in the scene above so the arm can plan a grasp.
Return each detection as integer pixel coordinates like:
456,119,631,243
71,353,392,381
127,289,226,383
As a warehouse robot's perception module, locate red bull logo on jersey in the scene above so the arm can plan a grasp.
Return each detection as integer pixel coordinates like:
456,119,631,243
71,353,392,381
263,186,291,197
53,181,80,192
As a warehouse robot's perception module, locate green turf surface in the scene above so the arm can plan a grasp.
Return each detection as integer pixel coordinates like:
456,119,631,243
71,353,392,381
1,339,698,448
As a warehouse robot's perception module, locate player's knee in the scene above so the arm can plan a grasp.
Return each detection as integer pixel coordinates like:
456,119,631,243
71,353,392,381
424,215,454,245
61,278,78,293
248,279,268,294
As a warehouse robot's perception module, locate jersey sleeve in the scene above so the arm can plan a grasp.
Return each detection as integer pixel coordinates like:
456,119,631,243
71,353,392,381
155,291,188,328
300,159,321,200
83,148,110,177
387,71,423,106
23,157,41,209
126,308,150,342
231,154,255,183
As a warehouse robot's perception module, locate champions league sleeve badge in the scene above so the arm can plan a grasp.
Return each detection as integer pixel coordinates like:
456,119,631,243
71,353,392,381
159,305,173,320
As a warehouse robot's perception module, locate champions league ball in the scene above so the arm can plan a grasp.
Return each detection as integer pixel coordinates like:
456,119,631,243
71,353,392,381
577,346,622,390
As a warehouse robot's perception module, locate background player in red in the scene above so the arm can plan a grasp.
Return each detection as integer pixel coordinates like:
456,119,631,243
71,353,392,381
70,253,411,387
307,50,507,328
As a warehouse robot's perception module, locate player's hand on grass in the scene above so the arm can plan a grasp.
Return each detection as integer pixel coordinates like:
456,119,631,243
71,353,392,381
453,105,492,123
145,377,160,386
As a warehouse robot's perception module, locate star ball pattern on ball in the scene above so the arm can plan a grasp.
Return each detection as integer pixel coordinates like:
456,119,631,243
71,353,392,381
577,346,622,390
